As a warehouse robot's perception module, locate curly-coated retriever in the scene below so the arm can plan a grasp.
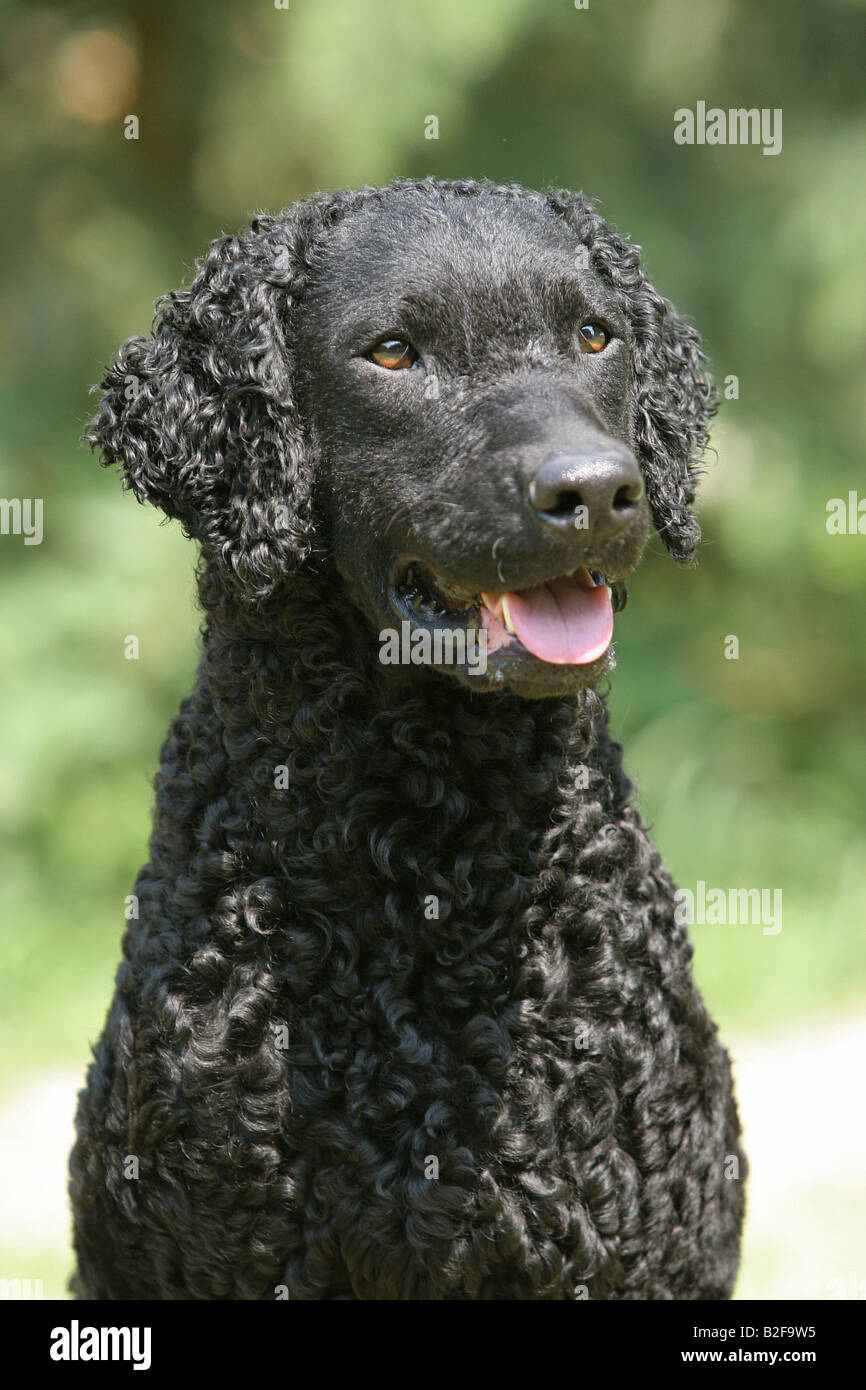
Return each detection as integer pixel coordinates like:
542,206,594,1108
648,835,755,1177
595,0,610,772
69,177,746,1300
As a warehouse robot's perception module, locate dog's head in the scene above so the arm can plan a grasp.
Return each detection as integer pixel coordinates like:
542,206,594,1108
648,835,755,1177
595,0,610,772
88,178,714,697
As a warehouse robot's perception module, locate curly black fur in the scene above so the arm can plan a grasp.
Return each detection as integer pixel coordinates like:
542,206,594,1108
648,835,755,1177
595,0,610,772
69,178,745,1300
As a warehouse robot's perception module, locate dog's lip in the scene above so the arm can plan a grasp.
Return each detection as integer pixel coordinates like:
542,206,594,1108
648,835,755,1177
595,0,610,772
390,556,630,599
483,639,613,681
388,558,628,668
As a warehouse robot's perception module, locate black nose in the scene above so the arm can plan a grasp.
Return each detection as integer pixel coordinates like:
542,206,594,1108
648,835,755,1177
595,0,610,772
529,448,644,538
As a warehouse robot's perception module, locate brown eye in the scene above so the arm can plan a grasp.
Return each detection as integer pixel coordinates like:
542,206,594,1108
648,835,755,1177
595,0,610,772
578,323,609,354
368,336,420,370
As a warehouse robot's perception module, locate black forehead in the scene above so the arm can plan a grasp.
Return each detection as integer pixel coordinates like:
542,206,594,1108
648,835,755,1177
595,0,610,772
303,190,618,341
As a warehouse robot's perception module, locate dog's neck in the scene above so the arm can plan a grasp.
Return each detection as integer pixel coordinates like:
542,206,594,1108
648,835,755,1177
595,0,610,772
191,569,634,905
146,566,647,1016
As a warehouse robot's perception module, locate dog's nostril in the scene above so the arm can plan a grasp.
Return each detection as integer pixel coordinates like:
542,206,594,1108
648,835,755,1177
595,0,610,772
613,481,643,512
528,475,587,516
542,487,583,518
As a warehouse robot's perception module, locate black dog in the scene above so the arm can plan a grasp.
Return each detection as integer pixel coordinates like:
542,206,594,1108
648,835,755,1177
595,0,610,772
70,177,746,1299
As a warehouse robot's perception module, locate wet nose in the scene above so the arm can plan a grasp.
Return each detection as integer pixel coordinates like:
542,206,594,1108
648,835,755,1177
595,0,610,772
529,448,644,539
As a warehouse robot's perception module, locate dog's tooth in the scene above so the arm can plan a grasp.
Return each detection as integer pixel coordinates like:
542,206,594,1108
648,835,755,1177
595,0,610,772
501,595,517,636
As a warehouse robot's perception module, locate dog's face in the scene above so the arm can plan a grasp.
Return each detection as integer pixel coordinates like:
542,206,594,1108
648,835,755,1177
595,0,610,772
88,180,714,699
300,191,650,696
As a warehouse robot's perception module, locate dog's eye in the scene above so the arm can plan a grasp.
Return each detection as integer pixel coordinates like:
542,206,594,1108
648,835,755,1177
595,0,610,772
577,323,609,354
367,337,420,370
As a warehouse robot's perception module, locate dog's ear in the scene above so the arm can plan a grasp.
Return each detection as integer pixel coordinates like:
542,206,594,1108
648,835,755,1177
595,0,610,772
87,193,344,597
630,294,716,563
547,190,717,563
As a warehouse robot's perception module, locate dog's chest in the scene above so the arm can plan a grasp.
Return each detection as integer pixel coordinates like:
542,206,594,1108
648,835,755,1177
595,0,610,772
279,961,631,1298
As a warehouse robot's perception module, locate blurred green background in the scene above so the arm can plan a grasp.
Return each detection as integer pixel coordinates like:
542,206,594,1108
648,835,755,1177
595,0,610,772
1,0,864,1301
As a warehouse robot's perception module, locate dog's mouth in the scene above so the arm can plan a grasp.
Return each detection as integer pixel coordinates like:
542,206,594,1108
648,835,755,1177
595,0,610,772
393,560,627,668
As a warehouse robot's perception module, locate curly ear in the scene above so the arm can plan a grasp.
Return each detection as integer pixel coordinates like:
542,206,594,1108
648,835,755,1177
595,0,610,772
86,191,349,597
546,189,717,563
630,294,716,562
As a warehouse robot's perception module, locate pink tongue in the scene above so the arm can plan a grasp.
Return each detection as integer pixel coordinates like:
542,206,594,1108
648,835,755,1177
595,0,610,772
502,577,613,665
